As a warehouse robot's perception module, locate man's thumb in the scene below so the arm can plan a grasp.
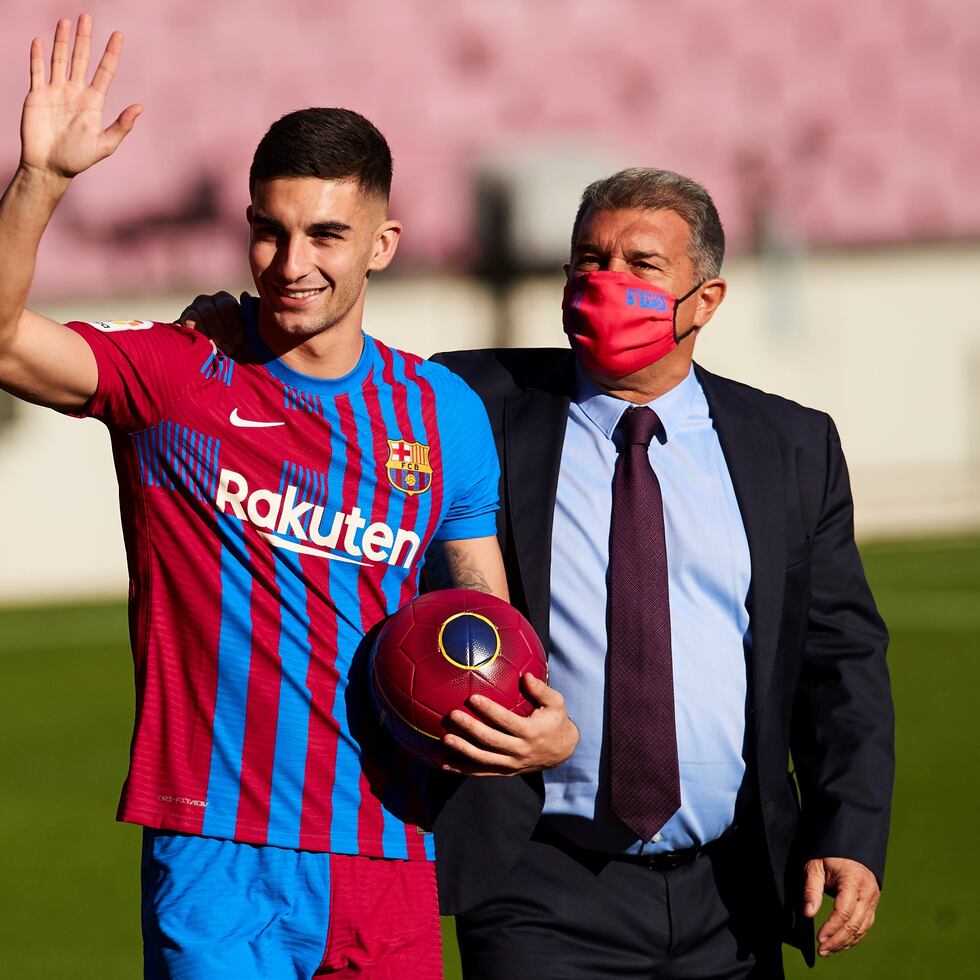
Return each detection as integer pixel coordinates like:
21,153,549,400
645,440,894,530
803,859,825,918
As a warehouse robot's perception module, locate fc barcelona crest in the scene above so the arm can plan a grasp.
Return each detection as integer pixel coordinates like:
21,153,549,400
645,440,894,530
386,439,433,495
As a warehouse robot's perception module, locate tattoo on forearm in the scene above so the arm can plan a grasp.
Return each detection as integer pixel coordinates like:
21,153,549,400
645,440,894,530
425,544,492,594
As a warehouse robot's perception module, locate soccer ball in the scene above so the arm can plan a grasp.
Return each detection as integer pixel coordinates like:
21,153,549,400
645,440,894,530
370,589,547,765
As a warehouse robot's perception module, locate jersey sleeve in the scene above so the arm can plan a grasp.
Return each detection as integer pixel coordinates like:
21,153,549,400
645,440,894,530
432,371,500,542
64,319,219,432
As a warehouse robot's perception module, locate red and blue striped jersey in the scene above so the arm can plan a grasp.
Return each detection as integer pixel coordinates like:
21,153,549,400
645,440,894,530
64,311,499,860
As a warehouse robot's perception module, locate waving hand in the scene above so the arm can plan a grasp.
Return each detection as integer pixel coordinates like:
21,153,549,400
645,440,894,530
0,15,141,412
21,14,141,180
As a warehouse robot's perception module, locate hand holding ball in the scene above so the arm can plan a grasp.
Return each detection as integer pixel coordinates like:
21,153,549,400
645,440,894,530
370,590,548,765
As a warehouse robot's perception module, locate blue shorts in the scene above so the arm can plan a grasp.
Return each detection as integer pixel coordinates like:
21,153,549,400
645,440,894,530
141,831,442,979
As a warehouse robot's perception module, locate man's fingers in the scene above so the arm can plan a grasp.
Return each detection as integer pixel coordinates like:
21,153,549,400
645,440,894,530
441,751,517,775
802,860,825,918
213,291,245,332
817,881,864,956
69,13,93,83
818,913,870,955
440,758,510,777
445,710,522,753
101,104,142,155
30,37,45,90
464,695,531,737
807,859,881,957
50,18,71,84
176,292,245,355
818,884,879,955
521,672,560,707
90,31,124,96
441,735,519,771
817,878,858,938
183,298,219,330
865,907,876,934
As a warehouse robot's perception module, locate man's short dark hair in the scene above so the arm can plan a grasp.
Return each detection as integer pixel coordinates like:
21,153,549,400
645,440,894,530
249,107,393,201
571,168,725,281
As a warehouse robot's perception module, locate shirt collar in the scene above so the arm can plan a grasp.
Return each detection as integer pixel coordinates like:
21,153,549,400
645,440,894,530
574,364,701,443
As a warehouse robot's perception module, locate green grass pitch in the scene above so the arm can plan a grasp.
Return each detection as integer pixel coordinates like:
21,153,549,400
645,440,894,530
0,536,977,978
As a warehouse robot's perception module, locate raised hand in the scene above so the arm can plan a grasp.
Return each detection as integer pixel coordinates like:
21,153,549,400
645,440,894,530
20,15,141,181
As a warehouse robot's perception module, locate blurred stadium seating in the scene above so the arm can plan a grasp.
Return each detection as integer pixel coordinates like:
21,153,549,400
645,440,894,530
0,0,976,296
0,0,978,601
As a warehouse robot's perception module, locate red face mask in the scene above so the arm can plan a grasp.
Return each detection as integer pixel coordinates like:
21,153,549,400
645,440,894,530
562,271,702,378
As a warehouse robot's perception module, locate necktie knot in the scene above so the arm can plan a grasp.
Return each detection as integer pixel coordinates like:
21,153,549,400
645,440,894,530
616,406,662,448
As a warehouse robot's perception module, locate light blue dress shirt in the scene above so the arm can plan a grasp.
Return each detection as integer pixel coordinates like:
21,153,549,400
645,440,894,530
542,365,752,854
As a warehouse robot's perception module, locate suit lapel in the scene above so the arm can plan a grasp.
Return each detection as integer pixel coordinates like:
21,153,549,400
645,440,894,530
696,365,786,721
504,385,570,651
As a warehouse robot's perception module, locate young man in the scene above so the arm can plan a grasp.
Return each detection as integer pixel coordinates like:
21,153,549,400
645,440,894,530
0,16,575,978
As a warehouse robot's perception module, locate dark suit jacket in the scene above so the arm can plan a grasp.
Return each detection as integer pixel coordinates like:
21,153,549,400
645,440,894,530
428,348,893,959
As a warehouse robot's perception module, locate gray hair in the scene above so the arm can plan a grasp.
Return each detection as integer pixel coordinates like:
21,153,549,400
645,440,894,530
570,168,725,281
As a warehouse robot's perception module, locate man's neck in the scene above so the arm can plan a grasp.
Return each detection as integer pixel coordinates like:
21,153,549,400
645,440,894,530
257,310,365,380
583,348,694,404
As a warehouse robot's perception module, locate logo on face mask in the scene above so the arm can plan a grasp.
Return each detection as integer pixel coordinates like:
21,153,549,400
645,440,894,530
561,271,701,378
625,288,670,312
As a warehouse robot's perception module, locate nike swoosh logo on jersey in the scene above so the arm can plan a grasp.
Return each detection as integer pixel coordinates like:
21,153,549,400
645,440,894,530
229,408,285,428
257,532,368,566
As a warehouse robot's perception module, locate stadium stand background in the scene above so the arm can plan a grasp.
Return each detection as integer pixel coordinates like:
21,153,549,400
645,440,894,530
0,0,978,601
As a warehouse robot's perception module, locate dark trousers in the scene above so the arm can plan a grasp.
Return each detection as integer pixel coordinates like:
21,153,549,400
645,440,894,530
456,828,785,979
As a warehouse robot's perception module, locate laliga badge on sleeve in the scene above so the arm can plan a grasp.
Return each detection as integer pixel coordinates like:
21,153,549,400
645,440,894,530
87,319,155,332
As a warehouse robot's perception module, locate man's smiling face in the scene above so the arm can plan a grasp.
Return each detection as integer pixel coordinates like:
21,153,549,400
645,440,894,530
247,176,397,344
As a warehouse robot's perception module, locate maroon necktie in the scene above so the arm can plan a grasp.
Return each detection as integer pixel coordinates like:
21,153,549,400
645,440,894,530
608,406,681,841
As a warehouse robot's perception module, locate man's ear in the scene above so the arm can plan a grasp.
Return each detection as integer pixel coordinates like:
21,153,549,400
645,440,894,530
368,219,402,272
692,278,727,328
245,204,253,226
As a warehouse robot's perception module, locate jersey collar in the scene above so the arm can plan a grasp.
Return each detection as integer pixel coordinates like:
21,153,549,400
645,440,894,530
243,296,374,396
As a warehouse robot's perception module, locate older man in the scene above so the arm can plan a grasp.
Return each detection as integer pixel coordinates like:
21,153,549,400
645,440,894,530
429,168,893,978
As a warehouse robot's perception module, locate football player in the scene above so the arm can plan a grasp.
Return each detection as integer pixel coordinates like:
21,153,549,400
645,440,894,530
0,16,577,978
